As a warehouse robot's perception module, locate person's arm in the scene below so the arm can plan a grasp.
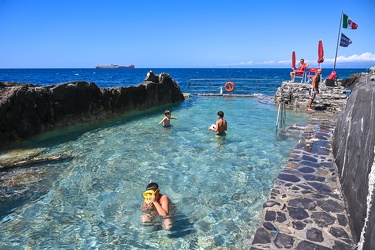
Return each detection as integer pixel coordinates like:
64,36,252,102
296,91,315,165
212,120,220,132
151,195,169,216
171,117,178,120
208,121,218,132
141,201,153,212
159,117,166,124
223,120,227,131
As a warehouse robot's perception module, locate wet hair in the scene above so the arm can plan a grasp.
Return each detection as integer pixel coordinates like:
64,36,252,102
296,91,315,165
164,109,171,115
217,111,224,118
146,182,159,190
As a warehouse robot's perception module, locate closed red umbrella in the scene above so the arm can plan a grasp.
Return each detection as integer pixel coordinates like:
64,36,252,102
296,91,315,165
317,40,324,64
292,51,296,70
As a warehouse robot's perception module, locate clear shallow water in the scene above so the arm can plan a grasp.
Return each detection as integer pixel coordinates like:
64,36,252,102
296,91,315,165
0,96,308,249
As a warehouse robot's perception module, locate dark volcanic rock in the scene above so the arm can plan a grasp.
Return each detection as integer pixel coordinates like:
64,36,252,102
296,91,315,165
329,227,349,239
317,199,344,213
289,198,316,210
292,221,306,230
297,241,331,250
274,233,294,249
278,173,300,182
340,73,361,88
311,212,335,227
306,227,324,242
288,207,309,220
0,73,184,146
333,74,375,246
252,228,271,244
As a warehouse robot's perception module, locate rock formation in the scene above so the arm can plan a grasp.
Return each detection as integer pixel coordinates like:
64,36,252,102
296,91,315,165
0,72,184,147
333,69,375,249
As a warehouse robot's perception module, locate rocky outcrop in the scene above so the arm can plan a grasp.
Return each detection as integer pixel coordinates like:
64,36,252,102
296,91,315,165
274,82,348,113
0,72,184,147
340,66,375,88
333,71,375,249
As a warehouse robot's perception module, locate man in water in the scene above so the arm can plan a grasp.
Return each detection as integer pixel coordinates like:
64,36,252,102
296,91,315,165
208,111,227,136
308,69,322,112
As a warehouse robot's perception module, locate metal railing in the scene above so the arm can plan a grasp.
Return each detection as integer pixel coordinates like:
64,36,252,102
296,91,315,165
188,78,282,96
276,101,286,134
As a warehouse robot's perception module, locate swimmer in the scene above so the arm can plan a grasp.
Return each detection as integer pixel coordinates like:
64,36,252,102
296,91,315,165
208,111,227,136
141,181,173,229
159,109,178,127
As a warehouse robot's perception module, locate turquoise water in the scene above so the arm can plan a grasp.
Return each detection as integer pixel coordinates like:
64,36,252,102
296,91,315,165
0,96,308,249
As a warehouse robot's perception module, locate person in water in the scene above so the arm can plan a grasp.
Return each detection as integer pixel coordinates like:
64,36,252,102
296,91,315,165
141,181,173,229
159,109,178,127
208,111,227,136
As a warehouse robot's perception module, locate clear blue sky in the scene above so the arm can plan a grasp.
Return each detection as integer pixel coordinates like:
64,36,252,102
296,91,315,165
1,0,374,68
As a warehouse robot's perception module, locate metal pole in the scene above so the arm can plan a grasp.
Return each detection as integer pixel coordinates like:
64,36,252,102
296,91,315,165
276,103,281,134
333,11,343,72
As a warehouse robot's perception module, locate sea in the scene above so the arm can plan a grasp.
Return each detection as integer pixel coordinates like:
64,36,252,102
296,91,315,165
0,68,366,249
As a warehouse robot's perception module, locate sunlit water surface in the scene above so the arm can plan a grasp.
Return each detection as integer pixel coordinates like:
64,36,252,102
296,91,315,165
0,96,308,249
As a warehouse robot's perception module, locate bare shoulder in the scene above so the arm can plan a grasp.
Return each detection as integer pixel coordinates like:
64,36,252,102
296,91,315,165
160,194,170,203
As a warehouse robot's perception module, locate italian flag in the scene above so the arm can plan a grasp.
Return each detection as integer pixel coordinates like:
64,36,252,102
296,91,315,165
343,13,358,29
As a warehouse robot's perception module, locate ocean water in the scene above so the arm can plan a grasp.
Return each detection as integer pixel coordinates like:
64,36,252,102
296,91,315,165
0,68,365,249
0,67,365,91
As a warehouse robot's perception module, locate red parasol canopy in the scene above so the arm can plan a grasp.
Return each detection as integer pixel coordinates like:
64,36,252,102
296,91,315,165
292,51,296,70
317,40,324,64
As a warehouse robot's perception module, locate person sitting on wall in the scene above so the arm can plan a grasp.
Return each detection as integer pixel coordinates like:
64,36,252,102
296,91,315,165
290,59,308,83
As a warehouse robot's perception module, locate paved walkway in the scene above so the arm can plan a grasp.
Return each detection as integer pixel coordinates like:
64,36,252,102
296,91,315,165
250,112,356,250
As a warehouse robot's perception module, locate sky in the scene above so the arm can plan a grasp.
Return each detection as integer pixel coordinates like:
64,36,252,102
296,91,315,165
0,0,374,68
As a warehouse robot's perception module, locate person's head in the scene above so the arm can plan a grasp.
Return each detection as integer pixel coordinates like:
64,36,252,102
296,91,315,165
146,182,159,191
143,182,160,203
300,59,304,63
317,69,322,75
217,111,224,118
164,109,171,116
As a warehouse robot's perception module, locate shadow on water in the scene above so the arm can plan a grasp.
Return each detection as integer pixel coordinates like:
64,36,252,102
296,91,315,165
167,214,196,239
0,102,184,153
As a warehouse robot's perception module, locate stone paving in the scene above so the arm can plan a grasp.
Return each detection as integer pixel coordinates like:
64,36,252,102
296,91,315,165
250,112,356,250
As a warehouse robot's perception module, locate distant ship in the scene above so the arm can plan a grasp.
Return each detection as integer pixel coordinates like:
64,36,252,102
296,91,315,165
95,64,135,69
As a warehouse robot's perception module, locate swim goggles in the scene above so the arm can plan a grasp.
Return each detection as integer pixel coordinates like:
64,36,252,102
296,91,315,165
143,189,159,203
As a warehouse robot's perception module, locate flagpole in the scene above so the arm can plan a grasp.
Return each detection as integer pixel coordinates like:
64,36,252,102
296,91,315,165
333,11,343,71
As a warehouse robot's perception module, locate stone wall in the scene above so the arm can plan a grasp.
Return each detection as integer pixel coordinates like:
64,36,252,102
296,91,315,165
0,72,184,147
274,82,348,113
333,72,375,249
